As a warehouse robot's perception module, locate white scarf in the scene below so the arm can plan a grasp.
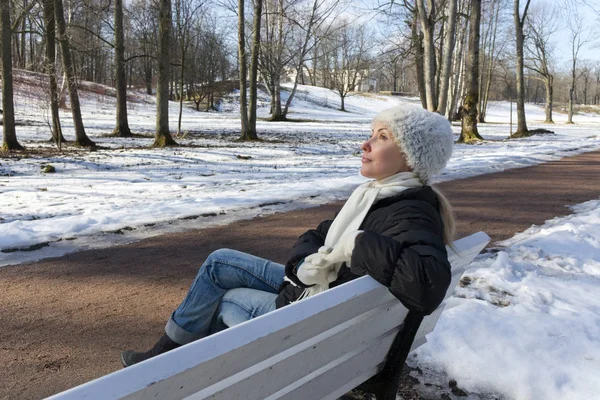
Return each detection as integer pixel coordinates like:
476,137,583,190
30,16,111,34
295,171,423,300
325,171,422,247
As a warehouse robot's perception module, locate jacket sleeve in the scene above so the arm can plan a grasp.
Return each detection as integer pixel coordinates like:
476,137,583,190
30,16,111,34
283,218,334,288
349,203,451,315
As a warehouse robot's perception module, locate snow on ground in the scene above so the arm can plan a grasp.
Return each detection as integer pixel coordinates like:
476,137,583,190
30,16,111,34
1,80,600,267
412,197,600,400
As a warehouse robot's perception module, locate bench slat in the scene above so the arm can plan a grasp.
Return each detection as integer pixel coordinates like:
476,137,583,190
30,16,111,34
187,300,407,399
274,329,397,400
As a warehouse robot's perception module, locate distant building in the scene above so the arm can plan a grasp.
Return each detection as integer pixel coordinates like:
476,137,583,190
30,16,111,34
282,67,377,93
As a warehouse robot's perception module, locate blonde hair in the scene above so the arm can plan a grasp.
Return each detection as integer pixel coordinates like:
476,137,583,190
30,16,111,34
431,186,456,249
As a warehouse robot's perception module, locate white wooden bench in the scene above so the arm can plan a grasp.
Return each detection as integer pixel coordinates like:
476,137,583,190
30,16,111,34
47,232,490,400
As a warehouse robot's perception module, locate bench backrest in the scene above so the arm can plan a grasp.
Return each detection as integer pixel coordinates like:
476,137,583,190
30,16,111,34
47,232,490,400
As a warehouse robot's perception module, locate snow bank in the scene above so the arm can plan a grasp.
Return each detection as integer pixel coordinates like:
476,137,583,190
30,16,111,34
413,198,600,400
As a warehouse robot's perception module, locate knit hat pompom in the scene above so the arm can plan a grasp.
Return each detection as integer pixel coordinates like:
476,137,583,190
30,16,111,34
372,106,454,184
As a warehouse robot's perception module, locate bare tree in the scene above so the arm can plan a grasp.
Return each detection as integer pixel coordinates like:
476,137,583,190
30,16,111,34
247,0,264,140
525,2,557,123
54,0,95,148
63,2,113,86
513,0,532,135
238,0,250,138
130,0,158,95
374,19,416,94
113,0,132,137
154,0,177,146
416,0,438,111
447,0,469,121
407,5,428,109
325,22,370,112
566,3,591,123
187,14,227,111
436,0,457,115
379,0,441,110
238,0,263,140
281,0,341,119
478,0,503,122
11,0,37,70
1,0,23,150
190,15,233,112
174,0,203,136
42,0,65,144
458,0,483,143
259,0,289,120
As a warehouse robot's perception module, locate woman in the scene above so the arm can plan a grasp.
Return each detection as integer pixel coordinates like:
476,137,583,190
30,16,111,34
121,106,455,367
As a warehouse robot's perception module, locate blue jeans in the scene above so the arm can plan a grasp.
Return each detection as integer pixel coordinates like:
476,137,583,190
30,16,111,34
165,248,285,345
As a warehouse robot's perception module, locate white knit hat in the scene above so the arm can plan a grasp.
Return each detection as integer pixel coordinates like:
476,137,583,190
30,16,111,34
372,106,454,184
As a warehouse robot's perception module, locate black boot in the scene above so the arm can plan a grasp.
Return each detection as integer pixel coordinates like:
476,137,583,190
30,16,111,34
121,334,181,367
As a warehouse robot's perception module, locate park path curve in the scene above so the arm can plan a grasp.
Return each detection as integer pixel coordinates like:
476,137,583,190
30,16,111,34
1,149,599,400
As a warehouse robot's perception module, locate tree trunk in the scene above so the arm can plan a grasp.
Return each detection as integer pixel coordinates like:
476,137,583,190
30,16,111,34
241,0,262,141
113,0,132,137
436,18,444,98
42,0,65,144
268,2,284,121
54,0,95,148
154,0,177,147
269,77,283,120
416,0,437,111
21,0,27,69
567,55,576,124
513,0,530,134
567,88,574,124
20,0,26,68
274,0,285,119
261,69,274,115
412,11,427,109
238,0,249,139
448,19,466,120
436,0,457,115
1,0,23,150
311,41,318,86
458,0,483,143
544,75,554,123
480,56,494,123
144,49,153,95
178,45,185,136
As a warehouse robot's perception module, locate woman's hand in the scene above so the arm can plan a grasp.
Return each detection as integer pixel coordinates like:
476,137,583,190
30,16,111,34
296,259,337,286
296,231,363,286
310,231,363,267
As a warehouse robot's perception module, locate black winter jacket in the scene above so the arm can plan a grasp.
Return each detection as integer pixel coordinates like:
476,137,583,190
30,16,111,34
275,186,451,315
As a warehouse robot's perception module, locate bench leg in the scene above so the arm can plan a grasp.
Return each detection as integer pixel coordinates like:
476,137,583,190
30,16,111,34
355,312,424,400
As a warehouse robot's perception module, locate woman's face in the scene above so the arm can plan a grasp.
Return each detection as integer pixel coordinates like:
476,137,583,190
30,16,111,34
360,122,411,180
